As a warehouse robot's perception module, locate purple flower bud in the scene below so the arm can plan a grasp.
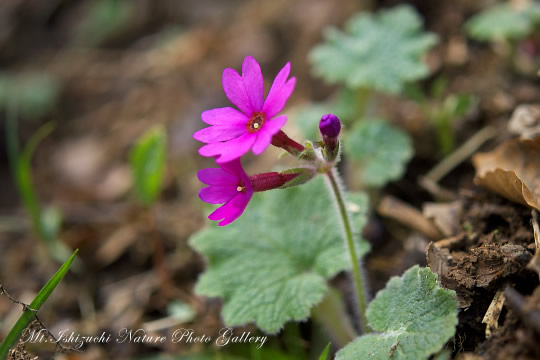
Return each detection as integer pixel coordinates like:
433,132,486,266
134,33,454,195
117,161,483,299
319,114,341,139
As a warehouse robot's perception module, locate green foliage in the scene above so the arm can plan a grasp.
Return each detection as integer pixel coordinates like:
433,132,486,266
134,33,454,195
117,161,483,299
0,250,78,359
130,126,167,206
406,79,476,156
309,5,437,94
5,119,74,265
318,343,331,360
0,72,60,118
336,266,458,360
189,177,369,333
343,120,413,187
430,93,475,155
466,3,540,42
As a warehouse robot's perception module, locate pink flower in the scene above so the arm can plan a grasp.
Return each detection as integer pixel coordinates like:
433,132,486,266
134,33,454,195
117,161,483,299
194,56,296,164
197,159,253,226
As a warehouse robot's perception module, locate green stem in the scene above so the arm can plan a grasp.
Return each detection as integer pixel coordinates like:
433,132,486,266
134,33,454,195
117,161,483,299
325,169,371,333
312,287,357,347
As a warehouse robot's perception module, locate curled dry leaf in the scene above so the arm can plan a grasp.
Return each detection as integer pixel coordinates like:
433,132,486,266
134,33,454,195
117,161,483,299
472,136,540,211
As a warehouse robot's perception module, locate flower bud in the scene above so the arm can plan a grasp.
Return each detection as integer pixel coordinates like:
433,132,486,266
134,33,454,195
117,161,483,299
319,114,341,139
319,114,341,163
249,168,315,192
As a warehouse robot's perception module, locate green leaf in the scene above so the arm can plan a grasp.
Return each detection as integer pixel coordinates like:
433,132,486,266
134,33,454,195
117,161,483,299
465,3,536,41
309,5,437,94
443,93,476,119
336,266,458,360
318,343,331,360
190,177,369,333
130,126,167,206
0,250,78,359
344,120,413,187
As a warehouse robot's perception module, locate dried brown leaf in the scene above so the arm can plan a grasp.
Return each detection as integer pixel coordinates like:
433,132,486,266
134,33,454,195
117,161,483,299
472,137,540,211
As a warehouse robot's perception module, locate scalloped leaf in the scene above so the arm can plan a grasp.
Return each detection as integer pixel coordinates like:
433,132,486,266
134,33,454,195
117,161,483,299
336,266,458,360
309,5,437,94
465,3,540,41
344,120,413,187
189,176,369,333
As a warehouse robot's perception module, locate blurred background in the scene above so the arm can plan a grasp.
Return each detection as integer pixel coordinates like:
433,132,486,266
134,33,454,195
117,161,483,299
1,0,539,359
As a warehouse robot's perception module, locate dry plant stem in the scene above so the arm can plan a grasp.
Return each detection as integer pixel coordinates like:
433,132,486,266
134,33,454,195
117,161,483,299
0,284,79,353
425,126,497,183
482,287,506,338
532,209,540,249
0,284,37,312
528,209,540,280
377,195,443,240
325,169,371,333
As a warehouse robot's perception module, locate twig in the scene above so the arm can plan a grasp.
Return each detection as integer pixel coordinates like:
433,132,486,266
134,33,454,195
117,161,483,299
0,284,37,312
377,195,443,240
482,287,506,338
0,283,80,353
527,209,540,280
531,209,539,249
425,126,497,183
33,315,81,353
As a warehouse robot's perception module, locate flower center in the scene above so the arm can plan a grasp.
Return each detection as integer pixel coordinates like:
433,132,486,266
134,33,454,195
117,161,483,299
247,112,266,133
237,185,245,192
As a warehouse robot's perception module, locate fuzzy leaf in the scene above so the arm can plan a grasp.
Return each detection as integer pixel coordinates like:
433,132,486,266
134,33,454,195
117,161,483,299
465,3,540,41
336,266,458,360
130,126,167,206
344,120,413,187
190,177,369,333
309,5,437,94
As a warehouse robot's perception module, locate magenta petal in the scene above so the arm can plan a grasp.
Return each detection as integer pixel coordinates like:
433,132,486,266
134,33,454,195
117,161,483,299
222,69,252,115
199,185,238,204
241,56,264,111
208,192,252,226
199,132,256,164
201,107,249,126
193,124,246,143
262,62,290,115
219,158,244,176
197,168,238,186
263,77,296,119
252,116,287,155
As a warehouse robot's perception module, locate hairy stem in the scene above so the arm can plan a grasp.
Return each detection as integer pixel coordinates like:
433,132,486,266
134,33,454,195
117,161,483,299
325,169,371,333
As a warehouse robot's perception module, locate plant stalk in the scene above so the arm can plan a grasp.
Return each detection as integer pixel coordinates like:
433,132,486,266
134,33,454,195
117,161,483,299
312,287,357,347
325,169,371,333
